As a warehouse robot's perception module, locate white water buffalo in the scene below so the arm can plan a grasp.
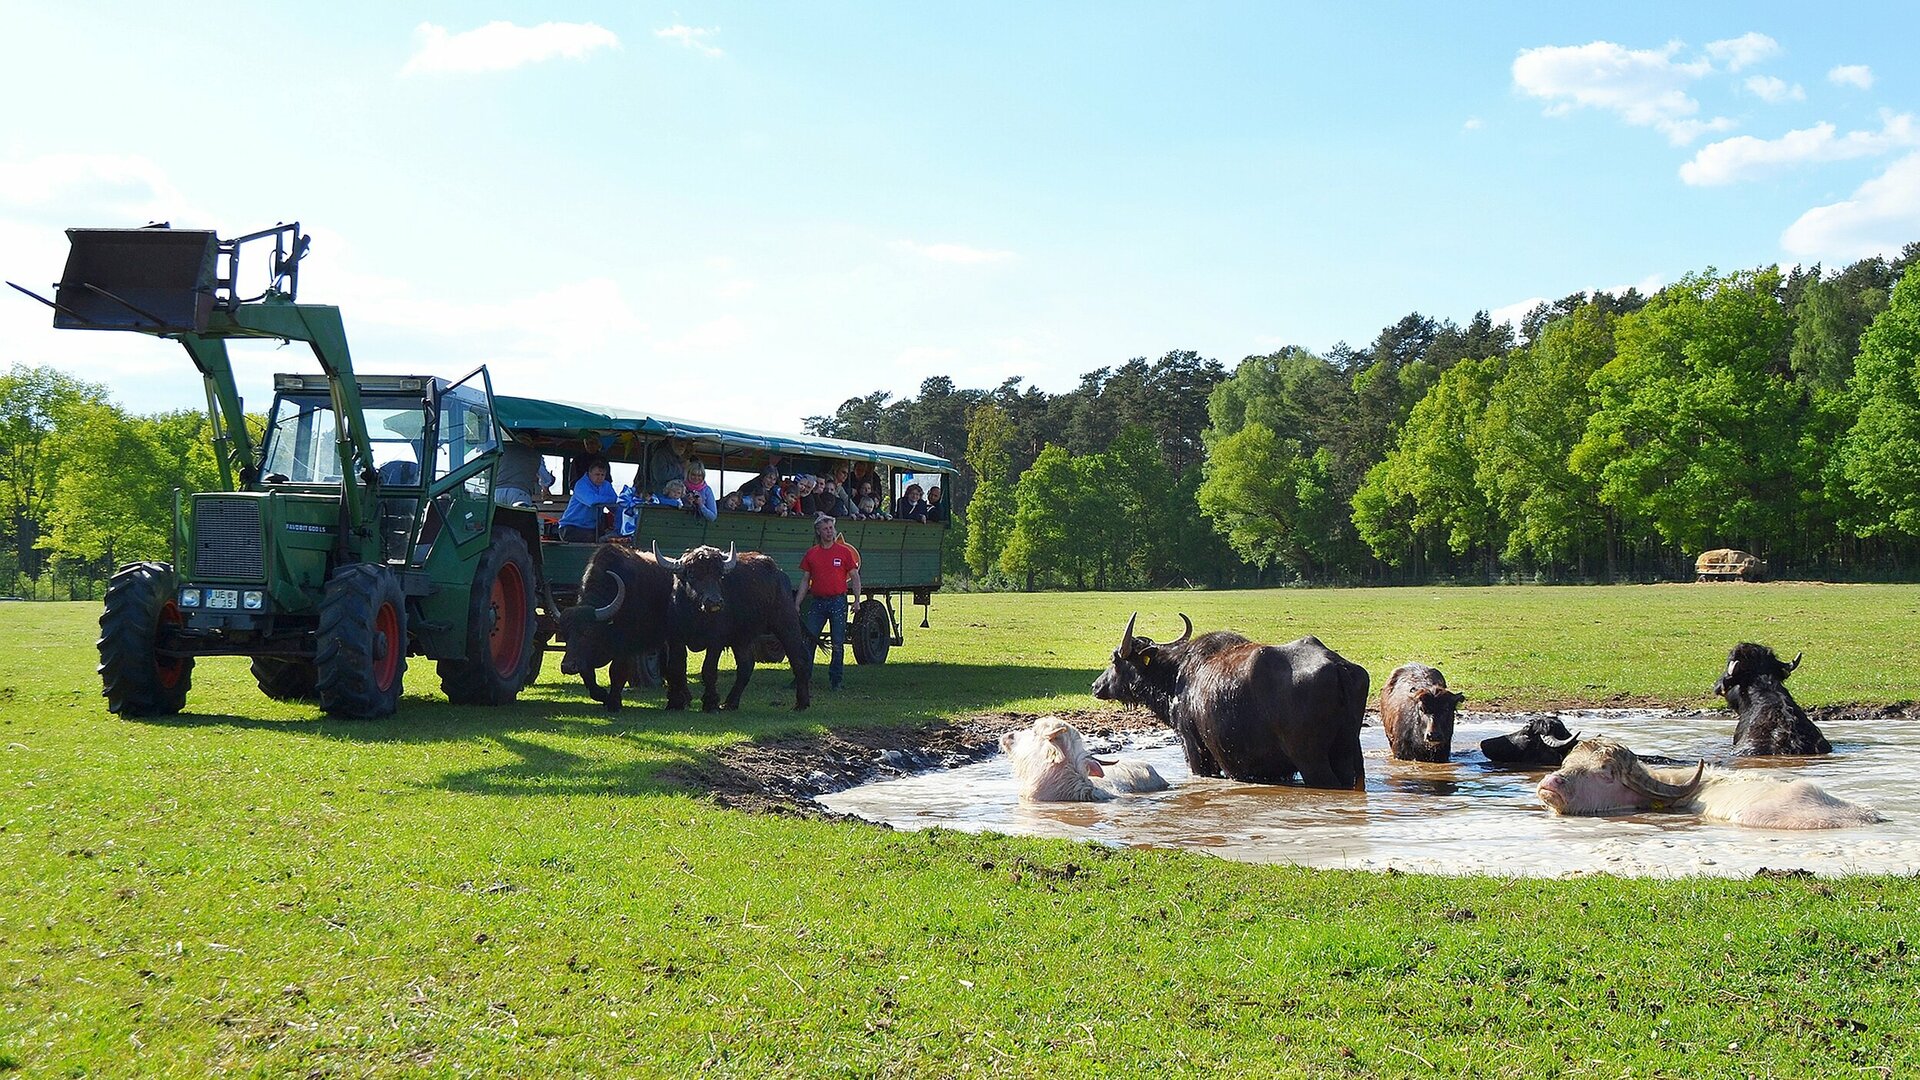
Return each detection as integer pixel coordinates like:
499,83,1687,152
999,715,1168,802
1536,737,1880,830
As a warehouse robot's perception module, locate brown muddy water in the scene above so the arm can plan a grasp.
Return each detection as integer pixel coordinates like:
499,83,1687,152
816,711,1920,877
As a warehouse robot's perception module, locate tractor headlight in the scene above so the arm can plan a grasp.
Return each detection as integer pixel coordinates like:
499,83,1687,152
242,590,265,611
179,588,202,608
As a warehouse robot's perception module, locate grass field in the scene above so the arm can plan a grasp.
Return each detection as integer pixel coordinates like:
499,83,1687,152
3,585,1918,1076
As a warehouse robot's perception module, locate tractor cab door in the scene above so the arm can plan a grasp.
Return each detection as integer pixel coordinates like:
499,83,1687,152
424,365,501,556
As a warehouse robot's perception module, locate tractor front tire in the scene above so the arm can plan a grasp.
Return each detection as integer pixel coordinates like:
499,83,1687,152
439,528,538,705
98,561,192,716
851,598,892,665
251,657,318,701
315,563,408,718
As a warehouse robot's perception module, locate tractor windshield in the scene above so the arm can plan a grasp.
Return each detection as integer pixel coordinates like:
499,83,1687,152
260,393,429,485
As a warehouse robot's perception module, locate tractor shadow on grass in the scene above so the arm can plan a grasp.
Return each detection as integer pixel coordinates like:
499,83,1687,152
127,660,1107,799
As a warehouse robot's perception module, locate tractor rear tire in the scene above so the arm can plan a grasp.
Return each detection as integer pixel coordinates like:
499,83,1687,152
251,657,318,701
98,561,192,716
439,528,538,705
315,563,407,718
851,598,891,665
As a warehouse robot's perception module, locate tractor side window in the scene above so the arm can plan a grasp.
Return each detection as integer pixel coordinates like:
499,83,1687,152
435,378,497,477
367,404,429,486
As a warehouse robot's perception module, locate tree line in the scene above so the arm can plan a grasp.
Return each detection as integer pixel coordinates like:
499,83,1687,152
6,246,1919,596
807,246,1920,587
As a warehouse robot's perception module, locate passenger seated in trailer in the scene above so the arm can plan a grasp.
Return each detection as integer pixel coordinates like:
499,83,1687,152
854,478,883,519
681,461,718,521
558,457,617,542
925,485,946,523
732,466,778,511
894,483,930,523
819,464,856,518
649,478,687,507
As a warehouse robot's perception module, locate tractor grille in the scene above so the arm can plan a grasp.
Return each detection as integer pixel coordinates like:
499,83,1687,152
192,496,265,580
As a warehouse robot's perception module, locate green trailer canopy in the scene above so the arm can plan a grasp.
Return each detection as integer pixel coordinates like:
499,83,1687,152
495,395,954,472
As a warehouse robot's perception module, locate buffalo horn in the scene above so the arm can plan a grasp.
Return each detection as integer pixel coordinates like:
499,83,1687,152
1786,651,1803,675
593,573,627,622
1543,728,1580,751
1169,613,1193,646
651,540,685,574
1621,759,1707,807
1118,612,1139,657
722,542,737,572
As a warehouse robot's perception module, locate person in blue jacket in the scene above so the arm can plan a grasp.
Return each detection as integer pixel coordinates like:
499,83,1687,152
558,458,617,542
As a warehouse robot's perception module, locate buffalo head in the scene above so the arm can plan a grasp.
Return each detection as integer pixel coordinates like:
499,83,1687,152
1480,714,1581,765
1713,642,1802,698
1090,612,1192,703
557,571,627,676
656,541,737,614
1536,737,1706,816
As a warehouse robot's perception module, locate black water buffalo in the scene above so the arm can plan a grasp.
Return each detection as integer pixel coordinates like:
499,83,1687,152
1090,613,1368,789
1380,663,1464,763
655,542,812,712
1479,714,1581,765
1714,643,1831,756
556,544,684,712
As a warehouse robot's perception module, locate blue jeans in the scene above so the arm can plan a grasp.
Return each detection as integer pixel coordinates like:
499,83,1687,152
801,594,849,688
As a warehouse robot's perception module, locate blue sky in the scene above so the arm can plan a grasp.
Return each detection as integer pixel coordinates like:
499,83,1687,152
3,3,1916,434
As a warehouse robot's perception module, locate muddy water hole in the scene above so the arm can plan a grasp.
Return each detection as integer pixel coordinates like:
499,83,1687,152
690,705,1920,878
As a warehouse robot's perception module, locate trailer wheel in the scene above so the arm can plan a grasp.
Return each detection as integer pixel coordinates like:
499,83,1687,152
251,657,318,701
851,598,891,665
98,561,192,716
439,528,538,705
316,563,407,718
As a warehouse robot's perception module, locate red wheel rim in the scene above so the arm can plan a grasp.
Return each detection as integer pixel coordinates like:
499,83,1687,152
488,562,527,677
372,601,401,691
155,601,186,689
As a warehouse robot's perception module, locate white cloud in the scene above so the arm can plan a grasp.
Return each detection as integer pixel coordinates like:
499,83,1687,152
1704,32,1780,72
1743,75,1805,104
1680,113,1920,186
1828,65,1874,90
1462,117,1484,131
402,21,618,75
0,153,188,222
1511,40,1731,145
655,25,723,58
1782,151,1920,261
891,240,1016,264
1488,296,1548,330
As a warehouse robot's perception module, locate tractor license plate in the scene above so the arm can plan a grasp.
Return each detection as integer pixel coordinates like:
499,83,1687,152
206,588,240,609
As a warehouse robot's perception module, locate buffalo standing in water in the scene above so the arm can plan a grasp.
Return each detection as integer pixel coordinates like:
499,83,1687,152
1714,643,1831,756
1380,663,1464,763
1090,614,1368,790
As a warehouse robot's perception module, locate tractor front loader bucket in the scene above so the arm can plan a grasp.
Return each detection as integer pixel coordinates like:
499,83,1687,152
52,227,220,334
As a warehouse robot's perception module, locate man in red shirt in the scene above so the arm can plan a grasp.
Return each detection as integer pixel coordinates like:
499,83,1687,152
797,513,861,691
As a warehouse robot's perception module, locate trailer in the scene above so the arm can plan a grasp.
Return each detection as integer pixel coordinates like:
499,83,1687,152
493,395,952,672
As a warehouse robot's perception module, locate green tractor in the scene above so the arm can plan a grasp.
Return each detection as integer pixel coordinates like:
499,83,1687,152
16,223,543,717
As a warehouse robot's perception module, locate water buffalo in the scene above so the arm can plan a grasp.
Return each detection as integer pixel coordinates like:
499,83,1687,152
1090,613,1368,790
654,542,812,712
1536,737,1879,829
1714,643,1831,756
999,715,1168,802
1380,663,1464,763
1479,715,1581,765
556,543,685,712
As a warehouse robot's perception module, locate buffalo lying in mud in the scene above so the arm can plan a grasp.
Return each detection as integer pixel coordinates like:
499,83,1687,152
999,715,1168,802
1380,663,1464,763
1090,613,1368,790
1480,715,1581,765
653,542,813,713
1715,643,1831,757
1536,737,1880,830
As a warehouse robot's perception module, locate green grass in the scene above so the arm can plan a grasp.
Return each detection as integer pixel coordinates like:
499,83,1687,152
3,586,1918,1076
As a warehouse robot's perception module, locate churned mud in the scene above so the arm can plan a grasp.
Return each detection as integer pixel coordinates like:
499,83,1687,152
670,702,1916,820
